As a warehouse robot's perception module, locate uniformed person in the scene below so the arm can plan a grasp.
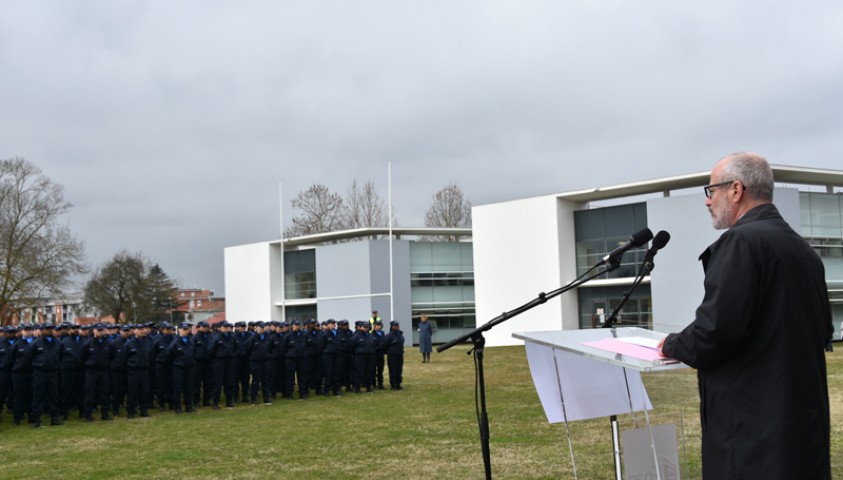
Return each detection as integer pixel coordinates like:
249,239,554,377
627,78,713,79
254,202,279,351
109,325,130,417
304,319,320,394
192,321,214,407
0,326,16,422
351,321,375,393
336,320,354,392
246,321,272,405
29,324,63,427
269,322,287,398
234,321,252,403
58,324,84,420
371,321,386,390
210,321,237,408
383,321,405,390
166,322,196,414
9,325,34,425
318,319,341,396
81,324,113,422
125,325,153,418
282,320,308,400
153,323,176,411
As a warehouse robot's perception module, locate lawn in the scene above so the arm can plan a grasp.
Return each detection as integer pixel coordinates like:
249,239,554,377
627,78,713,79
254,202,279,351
2,345,841,479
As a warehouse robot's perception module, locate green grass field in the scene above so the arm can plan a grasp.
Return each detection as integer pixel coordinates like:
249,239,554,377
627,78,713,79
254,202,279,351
2,345,841,479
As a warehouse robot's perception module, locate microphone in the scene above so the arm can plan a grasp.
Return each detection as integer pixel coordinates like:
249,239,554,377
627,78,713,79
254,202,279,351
643,230,670,269
596,228,653,267
648,230,671,256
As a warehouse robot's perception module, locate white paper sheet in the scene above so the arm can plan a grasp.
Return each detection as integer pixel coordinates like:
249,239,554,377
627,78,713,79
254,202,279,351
524,342,652,423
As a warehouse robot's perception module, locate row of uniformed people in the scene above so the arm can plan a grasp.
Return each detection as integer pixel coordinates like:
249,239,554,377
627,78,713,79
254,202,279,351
0,318,405,428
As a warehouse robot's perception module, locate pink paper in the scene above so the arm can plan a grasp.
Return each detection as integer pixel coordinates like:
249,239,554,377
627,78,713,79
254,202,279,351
582,338,678,364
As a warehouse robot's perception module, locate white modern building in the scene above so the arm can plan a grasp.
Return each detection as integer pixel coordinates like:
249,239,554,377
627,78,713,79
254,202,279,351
473,165,843,347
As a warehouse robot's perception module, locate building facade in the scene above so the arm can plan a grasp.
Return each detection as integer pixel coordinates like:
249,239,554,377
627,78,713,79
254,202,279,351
473,165,843,347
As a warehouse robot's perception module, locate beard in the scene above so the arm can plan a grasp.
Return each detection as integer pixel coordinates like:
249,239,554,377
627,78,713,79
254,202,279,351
710,198,732,230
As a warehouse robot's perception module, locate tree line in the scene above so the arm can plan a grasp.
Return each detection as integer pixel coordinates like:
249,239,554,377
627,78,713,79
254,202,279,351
0,157,472,326
285,179,472,241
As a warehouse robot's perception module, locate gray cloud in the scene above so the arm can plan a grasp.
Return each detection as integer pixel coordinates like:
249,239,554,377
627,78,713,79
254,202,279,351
2,1,842,294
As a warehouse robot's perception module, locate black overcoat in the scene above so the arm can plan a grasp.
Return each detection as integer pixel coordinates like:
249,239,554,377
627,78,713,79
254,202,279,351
663,204,832,479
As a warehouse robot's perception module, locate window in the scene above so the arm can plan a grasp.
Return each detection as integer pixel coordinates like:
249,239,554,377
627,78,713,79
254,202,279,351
574,203,649,278
577,285,652,329
284,249,317,300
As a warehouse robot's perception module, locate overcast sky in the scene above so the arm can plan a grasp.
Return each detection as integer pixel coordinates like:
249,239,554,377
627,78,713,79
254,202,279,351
2,1,842,296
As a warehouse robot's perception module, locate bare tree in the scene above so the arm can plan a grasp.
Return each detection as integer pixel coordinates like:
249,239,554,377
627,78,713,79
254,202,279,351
83,251,178,324
0,157,87,325
423,182,472,241
284,184,345,238
343,179,387,230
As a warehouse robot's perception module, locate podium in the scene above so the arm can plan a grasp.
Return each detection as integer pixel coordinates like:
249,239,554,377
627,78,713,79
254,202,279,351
513,327,688,480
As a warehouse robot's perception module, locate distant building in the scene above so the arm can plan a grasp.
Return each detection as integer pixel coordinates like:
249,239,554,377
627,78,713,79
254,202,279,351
172,288,226,325
4,288,224,326
8,295,100,326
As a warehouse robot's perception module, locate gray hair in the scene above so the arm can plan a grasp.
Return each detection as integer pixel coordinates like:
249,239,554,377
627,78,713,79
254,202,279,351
720,152,774,201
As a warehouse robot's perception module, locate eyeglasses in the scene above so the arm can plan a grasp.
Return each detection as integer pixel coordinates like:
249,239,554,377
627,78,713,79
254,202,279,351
703,180,735,199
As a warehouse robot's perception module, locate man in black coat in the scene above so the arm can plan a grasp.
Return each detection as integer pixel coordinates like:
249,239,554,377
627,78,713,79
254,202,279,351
81,324,113,422
659,152,832,479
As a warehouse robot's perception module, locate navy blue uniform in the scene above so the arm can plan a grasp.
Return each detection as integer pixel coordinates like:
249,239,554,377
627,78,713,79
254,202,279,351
125,336,153,417
351,330,375,393
59,334,84,418
282,330,308,399
337,326,354,391
109,336,128,416
30,335,62,425
371,328,386,389
153,333,175,410
165,335,195,413
192,331,214,406
303,328,320,393
318,329,341,396
234,331,252,402
0,337,15,418
383,329,405,390
81,336,112,420
9,338,34,424
268,330,285,398
210,332,237,407
246,332,272,404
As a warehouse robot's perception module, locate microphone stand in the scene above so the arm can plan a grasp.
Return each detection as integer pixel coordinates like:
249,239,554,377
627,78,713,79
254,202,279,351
601,249,658,480
437,260,621,480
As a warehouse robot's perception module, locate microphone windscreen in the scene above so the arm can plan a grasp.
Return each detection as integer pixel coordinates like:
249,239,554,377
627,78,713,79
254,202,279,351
652,230,671,250
630,228,654,247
